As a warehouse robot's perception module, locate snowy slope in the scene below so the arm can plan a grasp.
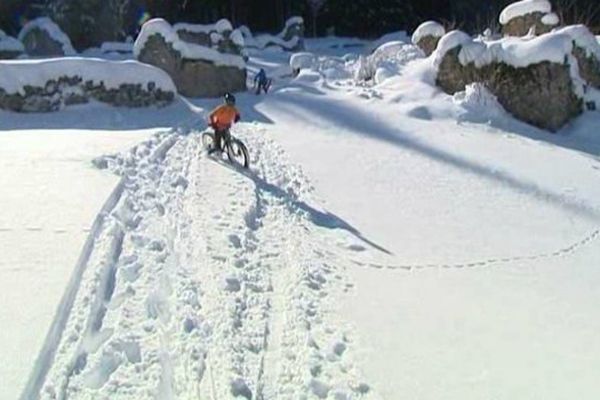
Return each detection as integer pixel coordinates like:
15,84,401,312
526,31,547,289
3,36,600,400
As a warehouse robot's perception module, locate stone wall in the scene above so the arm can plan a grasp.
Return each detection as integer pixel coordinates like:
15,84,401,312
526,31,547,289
0,76,174,113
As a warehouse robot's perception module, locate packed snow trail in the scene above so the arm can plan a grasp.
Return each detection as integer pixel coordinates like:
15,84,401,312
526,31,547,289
32,124,374,400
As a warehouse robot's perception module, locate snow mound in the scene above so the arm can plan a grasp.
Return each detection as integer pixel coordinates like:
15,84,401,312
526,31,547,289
499,0,552,25
453,82,507,121
290,52,316,71
367,31,410,53
412,21,446,45
541,12,559,26
0,58,176,95
173,18,233,35
18,17,76,56
134,18,245,69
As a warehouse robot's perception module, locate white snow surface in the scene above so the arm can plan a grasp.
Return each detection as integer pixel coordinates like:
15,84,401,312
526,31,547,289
290,51,316,70
0,58,176,95
100,41,134,53
0,29,24,52
555,24,600,59
17,17,76,56
411,21,446,45
134,18,245,69
499,0,553,25
3,35,600,400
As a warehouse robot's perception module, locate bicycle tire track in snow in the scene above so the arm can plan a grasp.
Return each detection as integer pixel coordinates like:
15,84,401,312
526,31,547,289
33,124,374,400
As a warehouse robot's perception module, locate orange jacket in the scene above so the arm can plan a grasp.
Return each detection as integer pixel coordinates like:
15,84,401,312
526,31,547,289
209,104,240,131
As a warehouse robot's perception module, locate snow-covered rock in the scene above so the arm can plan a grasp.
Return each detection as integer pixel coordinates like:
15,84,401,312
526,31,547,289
245,16,305,51
499,0,552,25
0,58,175,112
499,0,558,36
434,30,585,131
356,41,424,83
412,21,446,56
18,17,76,57
0,29,24,59
135,18,246,98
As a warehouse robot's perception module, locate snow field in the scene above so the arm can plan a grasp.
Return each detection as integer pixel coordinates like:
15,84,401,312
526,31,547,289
36,124,374,399
0,130,156,400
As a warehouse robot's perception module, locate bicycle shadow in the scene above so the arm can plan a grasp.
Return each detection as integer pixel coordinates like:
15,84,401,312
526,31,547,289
210,156,393,255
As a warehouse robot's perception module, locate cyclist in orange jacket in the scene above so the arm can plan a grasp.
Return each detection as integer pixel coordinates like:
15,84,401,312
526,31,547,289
208,93,240,154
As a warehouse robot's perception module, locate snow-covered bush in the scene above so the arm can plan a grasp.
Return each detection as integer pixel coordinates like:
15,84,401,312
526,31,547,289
411,21,445,56
0,58,176,112
18,17,76,57
0,30,24,59
134,18,246,98
499,0,559,37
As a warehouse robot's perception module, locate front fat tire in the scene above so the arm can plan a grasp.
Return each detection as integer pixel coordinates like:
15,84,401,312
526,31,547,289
227,139,250,169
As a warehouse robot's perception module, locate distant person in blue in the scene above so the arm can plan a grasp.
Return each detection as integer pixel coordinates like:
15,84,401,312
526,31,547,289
253,68,271,95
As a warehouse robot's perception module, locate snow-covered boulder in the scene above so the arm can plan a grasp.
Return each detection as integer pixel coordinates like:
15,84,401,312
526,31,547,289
245,16,305,51
0,30,24,59
412,21,445,56
0,58,176,112
174,20,245,59
18,17,75,57
134,19,246,98
499,0,559,37
434,30,585,131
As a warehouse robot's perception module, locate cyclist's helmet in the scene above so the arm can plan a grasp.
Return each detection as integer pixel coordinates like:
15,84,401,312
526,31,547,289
224,92,236,105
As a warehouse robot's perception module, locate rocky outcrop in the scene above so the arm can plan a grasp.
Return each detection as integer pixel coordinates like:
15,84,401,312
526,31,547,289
502,12,557,36
135,20,247,98
0,77,174,113
18,17,76,57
